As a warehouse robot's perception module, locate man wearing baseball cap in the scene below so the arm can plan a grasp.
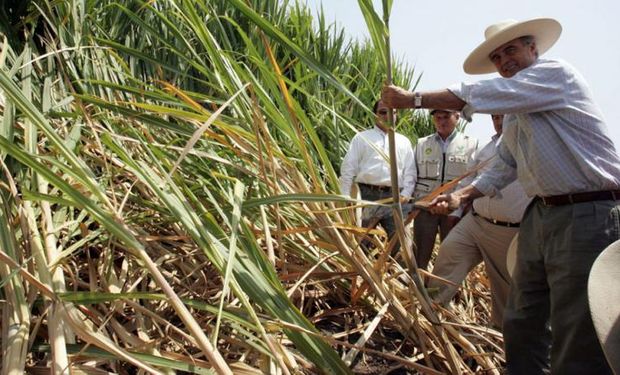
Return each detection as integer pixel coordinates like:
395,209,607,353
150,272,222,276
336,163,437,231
382,17,619,374
411,109,477,269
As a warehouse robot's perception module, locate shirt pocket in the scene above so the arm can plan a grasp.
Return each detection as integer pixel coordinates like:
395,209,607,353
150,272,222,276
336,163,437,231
414,181,434,199
445,155,468,177
421,160,440,179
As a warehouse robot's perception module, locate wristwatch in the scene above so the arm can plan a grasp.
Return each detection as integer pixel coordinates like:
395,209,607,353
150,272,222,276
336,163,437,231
413,92,422,109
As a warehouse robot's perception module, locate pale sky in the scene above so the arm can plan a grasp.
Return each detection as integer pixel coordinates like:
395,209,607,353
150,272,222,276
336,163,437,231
303,0,620,147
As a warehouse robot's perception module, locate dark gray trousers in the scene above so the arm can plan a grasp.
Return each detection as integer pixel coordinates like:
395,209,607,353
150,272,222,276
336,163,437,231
413,210,453,269
504,199,617,374
359,185,397,240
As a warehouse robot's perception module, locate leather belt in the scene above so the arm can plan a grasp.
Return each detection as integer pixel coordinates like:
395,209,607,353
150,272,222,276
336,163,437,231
358,183,392,192
472,210,520,228
537,190,620,206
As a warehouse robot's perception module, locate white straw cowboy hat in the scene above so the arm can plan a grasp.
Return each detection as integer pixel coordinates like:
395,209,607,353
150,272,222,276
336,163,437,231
588,239,620,373
463,17,562,74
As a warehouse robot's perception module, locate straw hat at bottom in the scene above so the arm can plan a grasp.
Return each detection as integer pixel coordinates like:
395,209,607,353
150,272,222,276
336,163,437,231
588,239,620,373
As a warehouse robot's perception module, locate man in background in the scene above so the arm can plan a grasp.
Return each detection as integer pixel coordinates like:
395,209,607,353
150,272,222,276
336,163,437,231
412,109,477,269
429,114,529,329
340,100,416,251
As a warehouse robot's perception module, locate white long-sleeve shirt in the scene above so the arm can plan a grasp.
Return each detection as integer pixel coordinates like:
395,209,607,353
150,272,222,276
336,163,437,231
340,126,416,197
469,134,531,223
449,58,620,197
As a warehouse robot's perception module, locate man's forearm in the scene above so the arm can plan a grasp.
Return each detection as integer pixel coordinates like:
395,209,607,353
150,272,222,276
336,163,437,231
452,185,484,207
381,85,467,111
419,89,467,112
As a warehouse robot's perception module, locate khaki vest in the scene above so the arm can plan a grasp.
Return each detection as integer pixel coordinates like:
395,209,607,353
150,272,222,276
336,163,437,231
414,132,478,199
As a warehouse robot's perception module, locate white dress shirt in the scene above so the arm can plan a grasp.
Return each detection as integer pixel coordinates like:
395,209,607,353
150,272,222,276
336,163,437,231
449,58,620,197
340,126,416,197
469,134,531,223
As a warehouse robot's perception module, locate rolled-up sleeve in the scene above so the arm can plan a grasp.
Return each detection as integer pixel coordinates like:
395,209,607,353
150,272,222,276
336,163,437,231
472,141,518,196
448,60,570,115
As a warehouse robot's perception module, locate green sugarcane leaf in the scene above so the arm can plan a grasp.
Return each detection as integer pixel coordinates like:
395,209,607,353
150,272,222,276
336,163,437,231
227,0,368,112
357,0,389,69
243,193,366,210
100,133,353,374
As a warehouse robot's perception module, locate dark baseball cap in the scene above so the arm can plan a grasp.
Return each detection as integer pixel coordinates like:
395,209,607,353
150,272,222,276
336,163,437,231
430,109,457,115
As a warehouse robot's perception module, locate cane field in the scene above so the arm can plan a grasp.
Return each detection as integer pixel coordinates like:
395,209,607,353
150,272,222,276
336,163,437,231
0,1,503,374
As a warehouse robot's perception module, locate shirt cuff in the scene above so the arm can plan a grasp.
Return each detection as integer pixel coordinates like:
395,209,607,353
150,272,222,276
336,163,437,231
461,104,475,122
450,206,464,218
471,178,497,197
448,82,471,102
448,84,476,122
401,188,413,198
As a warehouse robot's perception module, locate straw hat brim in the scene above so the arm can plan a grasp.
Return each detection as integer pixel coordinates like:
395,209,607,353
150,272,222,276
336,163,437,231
588,239,620,373
463,18,562,75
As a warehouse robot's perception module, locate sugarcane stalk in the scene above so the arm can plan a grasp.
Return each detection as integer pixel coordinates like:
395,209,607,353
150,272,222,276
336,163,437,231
381,3,461,373
21,41,70,374
381,2,429,310
0,198,30,375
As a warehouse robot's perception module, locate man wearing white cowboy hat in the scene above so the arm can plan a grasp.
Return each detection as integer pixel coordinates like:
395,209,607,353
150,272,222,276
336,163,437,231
381,17,620,374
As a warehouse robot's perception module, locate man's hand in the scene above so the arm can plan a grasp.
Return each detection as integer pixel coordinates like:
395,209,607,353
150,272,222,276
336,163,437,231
428,193,462,215
381,85,415,109
428,185,484,215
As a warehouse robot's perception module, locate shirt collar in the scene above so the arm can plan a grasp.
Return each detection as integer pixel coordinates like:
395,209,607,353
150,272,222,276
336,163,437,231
434,129,457,143
493,133,504,147
373,125,388,134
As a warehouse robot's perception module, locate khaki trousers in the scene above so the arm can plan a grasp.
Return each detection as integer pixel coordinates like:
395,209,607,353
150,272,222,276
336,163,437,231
429,212,517,328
